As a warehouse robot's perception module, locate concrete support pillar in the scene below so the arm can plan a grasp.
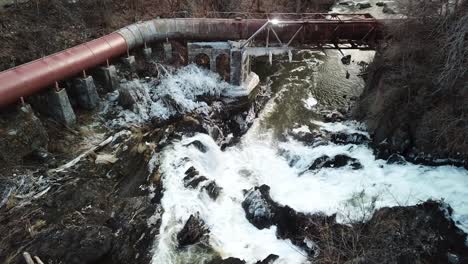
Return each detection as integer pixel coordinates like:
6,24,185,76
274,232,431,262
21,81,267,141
72,76,99,109
210,58,217,72
163,43,173,61
122,56,137,72
230,49,243,86
47,88,76,126
95,65,119,92
143,48,153,60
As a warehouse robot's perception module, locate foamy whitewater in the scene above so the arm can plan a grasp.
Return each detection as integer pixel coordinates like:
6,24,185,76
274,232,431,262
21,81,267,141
105,65,241,128
144,65,468,264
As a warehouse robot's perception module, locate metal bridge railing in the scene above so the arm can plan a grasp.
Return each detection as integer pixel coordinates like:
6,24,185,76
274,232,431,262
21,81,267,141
171,11,377,21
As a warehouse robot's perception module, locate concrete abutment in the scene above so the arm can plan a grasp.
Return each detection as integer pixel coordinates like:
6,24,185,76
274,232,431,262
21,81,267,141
47,88,77,126
95,65,120,92
72,76,100,110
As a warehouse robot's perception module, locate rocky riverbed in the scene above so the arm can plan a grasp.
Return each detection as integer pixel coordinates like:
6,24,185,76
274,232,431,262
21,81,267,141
1,2,468,263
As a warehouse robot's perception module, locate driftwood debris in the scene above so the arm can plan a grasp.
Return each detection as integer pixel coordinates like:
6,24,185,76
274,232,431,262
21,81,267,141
22,252,35,264
49,135,114,174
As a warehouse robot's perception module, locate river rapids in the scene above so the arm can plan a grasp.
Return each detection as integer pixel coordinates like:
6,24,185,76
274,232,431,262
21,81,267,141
118,48,468,264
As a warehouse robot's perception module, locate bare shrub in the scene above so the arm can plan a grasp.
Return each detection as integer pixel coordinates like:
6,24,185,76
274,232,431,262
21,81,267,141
358,0,468,157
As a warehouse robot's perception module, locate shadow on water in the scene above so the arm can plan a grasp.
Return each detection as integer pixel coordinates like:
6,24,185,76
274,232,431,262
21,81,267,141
251,49,375,137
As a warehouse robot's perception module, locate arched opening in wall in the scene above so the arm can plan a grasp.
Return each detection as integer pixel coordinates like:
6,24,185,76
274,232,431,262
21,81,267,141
194,53,210,70
216,54,230,82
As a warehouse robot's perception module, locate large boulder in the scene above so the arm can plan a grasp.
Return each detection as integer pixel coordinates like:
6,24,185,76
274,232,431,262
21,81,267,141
308,154,363,170
183,166,208,189
241,185,468,263
208,254,279,264
357,2,372,9
0,105,48,165
118,80,150,110
241,185,330,257
202,181,222,200
330,132,369,145
177,213,209,248
386,153,407,165
383,5,396,14
360,201,468,263
241,185,276,229
185,140,208,153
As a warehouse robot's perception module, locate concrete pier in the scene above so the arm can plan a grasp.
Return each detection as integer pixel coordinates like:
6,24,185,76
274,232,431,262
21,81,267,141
163,43,173,61
47,88,77,126
95,65,119,92
122,56,137,72
72,76,100,109
143,48,153,60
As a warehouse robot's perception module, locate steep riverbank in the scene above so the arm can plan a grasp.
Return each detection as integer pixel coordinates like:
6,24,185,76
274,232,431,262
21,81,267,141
0,65,268,263
1,1,468,264
354,1,468,167
0,0,335,72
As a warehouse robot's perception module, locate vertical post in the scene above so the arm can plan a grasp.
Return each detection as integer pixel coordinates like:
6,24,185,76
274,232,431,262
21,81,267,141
47,87,77,126
266,28,270,48
72,76,100,110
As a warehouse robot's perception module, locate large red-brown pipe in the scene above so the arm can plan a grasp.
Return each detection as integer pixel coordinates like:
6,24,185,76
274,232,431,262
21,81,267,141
0,16,381,108
0,33,127,107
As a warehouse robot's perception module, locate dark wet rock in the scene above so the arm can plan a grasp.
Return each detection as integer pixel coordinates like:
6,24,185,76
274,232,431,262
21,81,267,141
177,213,209,248
243,184,468,262
185,140,208,153
383,5,396,14
448,253,460,264
373,140,393,160
376,1,386,6
339,1,353,5
341,55,352,65
118,86,138,109
309,154,363,170
256,254,279,264
359,201,468,263
174,115,208,136
330,132,369,145
386,153,407,165
0,105,48,165
184,166,199,180
26,225,112,264
241,185,330,257
244,184,468,262
289,129,324,146
183,166,208,189
242,185,276,229
357,2,371,9
185,176,208,189
106,196,159,264
323,110,345,122
209,257,246,264
390,127,411,154
27,148,51,163
203,181,222,200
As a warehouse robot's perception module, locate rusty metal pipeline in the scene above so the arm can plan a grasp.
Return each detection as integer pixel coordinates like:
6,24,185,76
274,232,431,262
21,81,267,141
0,16,381,108
0,33,127,107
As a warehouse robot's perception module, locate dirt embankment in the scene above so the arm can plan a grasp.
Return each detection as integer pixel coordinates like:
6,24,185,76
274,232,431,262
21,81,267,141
0,0,335,72
354,1,468,166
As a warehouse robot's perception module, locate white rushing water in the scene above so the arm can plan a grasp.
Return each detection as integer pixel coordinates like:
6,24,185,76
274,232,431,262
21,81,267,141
145,63,468,264
135,3,468,260
150,110,468,264
105,65,239,128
